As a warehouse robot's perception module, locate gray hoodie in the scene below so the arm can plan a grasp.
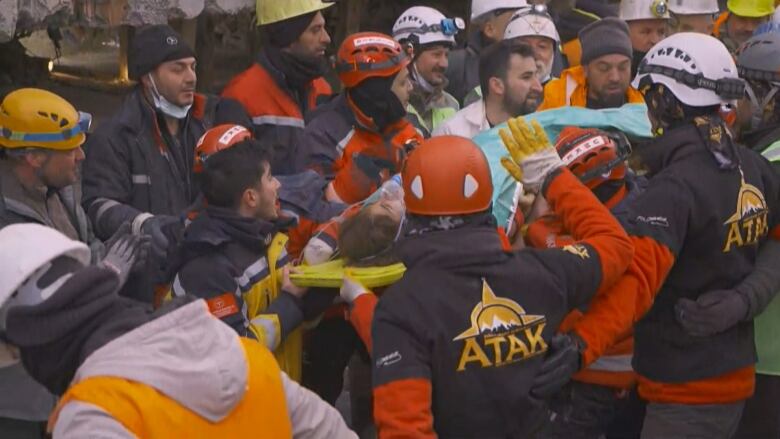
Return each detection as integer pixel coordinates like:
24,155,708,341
53,299,356,438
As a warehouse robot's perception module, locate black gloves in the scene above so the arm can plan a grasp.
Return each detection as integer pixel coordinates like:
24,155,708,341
531,333,586,400
140,215,181,260
675,290,749,337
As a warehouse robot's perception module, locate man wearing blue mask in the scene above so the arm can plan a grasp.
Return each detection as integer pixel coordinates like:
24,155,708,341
82,25,249,302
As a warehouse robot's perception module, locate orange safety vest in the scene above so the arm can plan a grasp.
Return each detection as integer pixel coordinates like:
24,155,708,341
49,338,293,438
538,66,645,111
223,62,331,131
331,121,422,204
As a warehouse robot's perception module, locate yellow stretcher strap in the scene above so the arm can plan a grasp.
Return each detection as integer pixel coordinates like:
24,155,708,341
290,259,406,288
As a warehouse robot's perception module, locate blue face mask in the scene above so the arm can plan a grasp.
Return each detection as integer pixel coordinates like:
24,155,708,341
148,74,192,119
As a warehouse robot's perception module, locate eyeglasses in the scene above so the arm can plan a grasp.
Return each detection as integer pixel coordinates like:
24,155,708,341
0,111,92,143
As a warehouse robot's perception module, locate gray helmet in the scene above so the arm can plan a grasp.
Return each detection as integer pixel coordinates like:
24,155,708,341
737,31,780,129
738,32,780,83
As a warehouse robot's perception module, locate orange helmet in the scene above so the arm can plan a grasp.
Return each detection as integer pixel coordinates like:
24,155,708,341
554,127,630,190
194,124,252,174
403,136,493,216
336,32,410,88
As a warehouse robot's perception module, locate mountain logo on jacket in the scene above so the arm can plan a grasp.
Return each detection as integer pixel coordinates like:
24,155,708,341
722,174,769,253
453,279,547,372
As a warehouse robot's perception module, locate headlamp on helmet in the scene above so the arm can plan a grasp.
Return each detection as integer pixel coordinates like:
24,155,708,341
637,61,747,101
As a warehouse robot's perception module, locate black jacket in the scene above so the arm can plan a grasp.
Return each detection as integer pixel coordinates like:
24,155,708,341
372,221,609,438
293,93,355,178
630,121,780,382
81,88,248,240
445,32,485,105
171,206,303,344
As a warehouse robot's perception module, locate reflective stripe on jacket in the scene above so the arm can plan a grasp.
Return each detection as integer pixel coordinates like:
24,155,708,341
222,52,332,175
171,226,304,380
331,120,422,204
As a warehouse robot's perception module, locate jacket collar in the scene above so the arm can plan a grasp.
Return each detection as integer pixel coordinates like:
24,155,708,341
464,100,490,130
637,124,706,176
183,206,278,251
398,222,510,272
117,87,205,134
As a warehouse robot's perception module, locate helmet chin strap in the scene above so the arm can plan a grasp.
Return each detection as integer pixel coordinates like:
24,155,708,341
744,81,780,130
412,63,436,94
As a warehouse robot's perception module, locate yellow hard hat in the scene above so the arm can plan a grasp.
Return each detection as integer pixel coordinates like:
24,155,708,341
0,88,89,151
727,0,775,17
256,0,335,26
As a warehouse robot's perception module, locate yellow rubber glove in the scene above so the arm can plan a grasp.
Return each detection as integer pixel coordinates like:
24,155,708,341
498,117,563,193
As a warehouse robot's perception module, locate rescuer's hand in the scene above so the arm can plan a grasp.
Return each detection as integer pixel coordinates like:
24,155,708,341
499,117,563,193
530,333,585,400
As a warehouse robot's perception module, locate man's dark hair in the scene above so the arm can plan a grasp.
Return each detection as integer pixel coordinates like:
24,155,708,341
199,139,272,209
479,40,536,100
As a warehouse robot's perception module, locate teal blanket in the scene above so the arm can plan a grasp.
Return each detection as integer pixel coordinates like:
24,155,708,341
472,103,653,227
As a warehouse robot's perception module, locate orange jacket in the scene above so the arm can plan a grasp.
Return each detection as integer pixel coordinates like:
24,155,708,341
538,66,645,111
562,38,582,68
222,56,331,173
526,207,636,390
331,121,422,204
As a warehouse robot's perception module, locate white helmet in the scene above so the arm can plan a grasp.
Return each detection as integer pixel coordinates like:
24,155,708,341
256,0,335,25
0,224,90,310
632,32,745,106
620,0,670,21
393,6,463,47
503,6,560,43
668,0,719,15
471,0,528,21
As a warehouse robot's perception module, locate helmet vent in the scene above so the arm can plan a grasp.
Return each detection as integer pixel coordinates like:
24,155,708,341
411,175,424,199
463,174,478,198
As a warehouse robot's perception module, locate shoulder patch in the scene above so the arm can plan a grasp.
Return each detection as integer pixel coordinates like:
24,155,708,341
562,244,590,259
206,292,240,319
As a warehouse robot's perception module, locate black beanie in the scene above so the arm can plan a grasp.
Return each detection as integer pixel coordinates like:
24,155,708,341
348,75,407,131
129,24,196,80
579,17,633,65
264,11,318,48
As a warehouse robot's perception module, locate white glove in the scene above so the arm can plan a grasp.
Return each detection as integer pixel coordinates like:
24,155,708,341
303,237,336,266
499,117,564,193
340,275,369,304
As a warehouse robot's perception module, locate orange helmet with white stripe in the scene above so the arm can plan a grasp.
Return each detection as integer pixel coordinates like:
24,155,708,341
336,32,410,88
194,124,252,174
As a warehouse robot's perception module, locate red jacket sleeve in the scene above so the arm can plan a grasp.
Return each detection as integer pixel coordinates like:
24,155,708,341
348,293,378,354
574,175,691,365
544,168,634,292
374,379,435,439
574,236,675,366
